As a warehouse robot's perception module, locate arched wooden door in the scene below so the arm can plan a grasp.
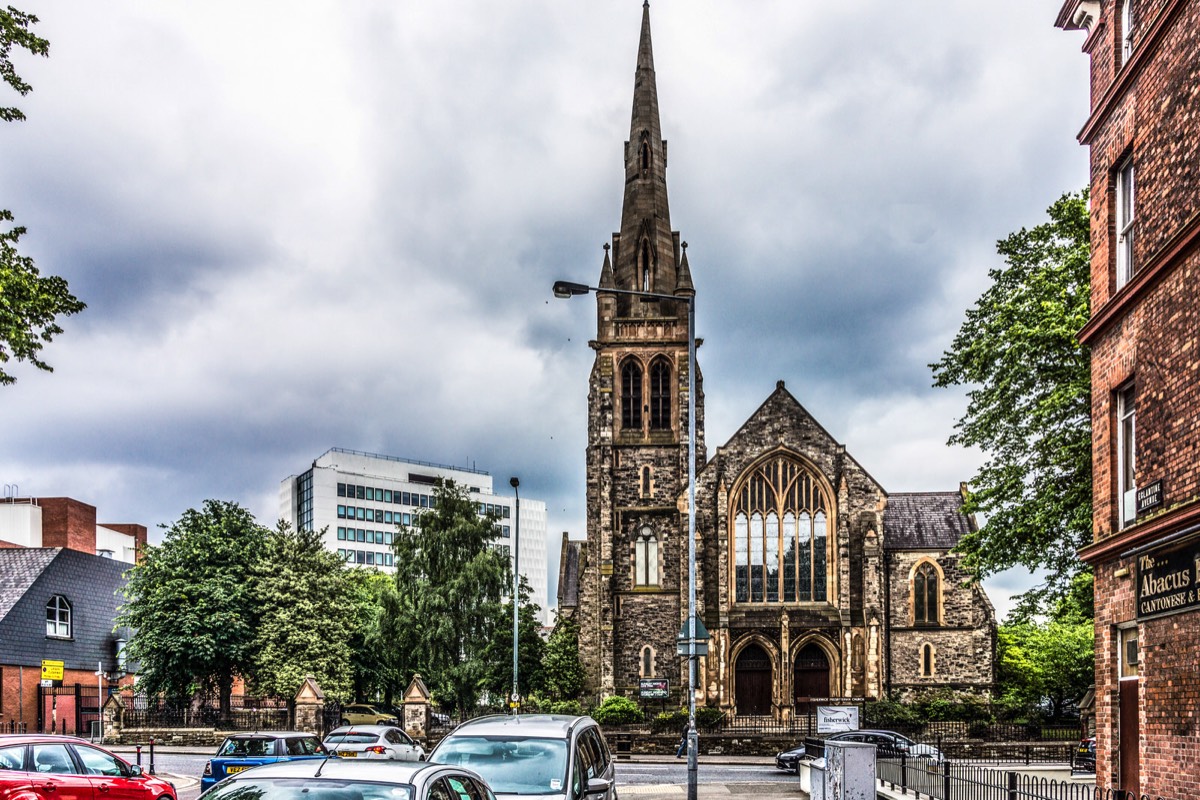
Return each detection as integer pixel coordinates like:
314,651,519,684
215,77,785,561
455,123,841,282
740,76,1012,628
735,644,773,715
793,642,831,710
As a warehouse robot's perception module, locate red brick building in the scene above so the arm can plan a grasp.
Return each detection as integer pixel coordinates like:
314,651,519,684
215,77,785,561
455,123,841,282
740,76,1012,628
1057,1,1200,796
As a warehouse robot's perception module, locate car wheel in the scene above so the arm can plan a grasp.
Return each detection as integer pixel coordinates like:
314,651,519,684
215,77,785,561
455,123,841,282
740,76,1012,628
340,718,350,726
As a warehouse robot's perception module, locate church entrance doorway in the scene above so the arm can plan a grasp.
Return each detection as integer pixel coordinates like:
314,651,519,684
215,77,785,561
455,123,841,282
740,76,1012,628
793,642,831,712
735,644,773,715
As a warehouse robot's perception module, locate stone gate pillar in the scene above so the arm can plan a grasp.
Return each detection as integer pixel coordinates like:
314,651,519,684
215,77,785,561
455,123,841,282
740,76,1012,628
403,674,431,739
293,676,325,735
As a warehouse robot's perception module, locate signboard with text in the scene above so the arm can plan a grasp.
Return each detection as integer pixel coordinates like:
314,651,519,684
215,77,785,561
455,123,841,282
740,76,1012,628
639,678,670,700
817,705,860,734
41,660,64,681
1136,536,1200,620
1136,480,1165,516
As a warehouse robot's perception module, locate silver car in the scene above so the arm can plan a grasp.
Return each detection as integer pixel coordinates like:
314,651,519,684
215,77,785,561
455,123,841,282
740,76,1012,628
324,725,425,761
199,755,495,800
428,715,616,800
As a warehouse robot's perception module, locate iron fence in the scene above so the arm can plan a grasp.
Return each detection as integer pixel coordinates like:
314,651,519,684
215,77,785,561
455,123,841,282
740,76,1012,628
877,756,1173,800
120,695,290,731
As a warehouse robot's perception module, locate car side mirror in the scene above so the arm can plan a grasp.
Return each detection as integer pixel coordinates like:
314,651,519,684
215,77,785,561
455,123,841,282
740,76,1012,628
585,777,611,796
127,765,143,778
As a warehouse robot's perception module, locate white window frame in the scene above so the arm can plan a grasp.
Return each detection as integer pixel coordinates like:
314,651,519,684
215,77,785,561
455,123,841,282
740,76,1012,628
46,595,71,638
634,526,659,587
1115,157,1135,288
1117,384,1137,527
1120,0,1135,65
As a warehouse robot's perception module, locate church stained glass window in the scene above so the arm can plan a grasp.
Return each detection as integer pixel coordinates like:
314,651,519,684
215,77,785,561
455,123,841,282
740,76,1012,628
914,562,939,625
731,456,832,604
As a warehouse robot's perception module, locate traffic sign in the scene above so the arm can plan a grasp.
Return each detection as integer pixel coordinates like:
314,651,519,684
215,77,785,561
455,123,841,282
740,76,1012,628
40,679,53,688
41,660,64,681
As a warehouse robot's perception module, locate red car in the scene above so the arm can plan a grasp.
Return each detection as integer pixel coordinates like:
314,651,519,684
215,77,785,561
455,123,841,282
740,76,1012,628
0,735,176,800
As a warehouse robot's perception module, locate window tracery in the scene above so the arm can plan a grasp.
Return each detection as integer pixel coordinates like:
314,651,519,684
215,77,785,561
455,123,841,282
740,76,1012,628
732,456,832,604
649,358,671,430
913,561,940,626
635,526,659,587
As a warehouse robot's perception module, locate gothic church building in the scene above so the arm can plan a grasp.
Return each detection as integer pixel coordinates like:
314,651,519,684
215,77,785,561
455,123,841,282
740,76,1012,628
558,3,996,717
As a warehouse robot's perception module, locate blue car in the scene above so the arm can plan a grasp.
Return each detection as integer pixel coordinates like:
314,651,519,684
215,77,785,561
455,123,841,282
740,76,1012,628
200,731,328,793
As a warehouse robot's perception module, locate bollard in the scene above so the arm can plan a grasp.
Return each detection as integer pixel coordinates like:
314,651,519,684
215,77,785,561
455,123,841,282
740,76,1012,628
149,738,156,775
136,745,142,768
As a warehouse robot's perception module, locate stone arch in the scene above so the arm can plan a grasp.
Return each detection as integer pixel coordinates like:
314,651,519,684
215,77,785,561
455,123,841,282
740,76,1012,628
789,633,840,707
730,634,780,716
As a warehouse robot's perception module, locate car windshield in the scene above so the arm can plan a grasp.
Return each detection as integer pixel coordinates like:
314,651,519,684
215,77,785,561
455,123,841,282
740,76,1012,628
218,738,276,757
326,734,379,745
205,778,412,800
432,736,567,795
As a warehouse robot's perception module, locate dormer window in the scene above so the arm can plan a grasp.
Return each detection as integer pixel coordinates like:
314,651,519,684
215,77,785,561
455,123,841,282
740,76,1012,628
46,595,71,638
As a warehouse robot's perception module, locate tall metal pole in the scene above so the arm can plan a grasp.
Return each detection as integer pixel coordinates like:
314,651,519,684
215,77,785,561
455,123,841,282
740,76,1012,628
510,476,521,715
685,295,698,800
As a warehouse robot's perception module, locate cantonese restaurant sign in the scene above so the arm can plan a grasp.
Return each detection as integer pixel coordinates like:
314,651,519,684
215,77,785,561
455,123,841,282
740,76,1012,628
1137,536,1200,620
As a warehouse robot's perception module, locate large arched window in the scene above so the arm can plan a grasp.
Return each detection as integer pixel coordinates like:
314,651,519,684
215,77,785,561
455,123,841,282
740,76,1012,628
46,595,71,638
913,562,940,626
732,456,832,604
635,526,659,587
649,358,672,430
621,359,643,430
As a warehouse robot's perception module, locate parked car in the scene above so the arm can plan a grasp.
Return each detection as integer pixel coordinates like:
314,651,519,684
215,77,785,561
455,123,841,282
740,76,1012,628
200,731,327,793
324,725,425,761
428,714,616,800
198,755,496,800
823,730,945,763
340,704,400,727
0,734,177,800
1074,736,1096,772
774,743,810,771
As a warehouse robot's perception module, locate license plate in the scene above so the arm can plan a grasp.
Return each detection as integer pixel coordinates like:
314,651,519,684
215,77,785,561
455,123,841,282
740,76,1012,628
225,766,251,774
337,751,358,758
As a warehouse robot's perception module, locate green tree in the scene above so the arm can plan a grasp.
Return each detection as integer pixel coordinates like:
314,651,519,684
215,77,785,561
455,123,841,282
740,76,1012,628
931,191,1091,607
247,522,356,701
391,480,509,713
542,615,586,702
346,569,413,705
996,615,1094,720
117,500,267,714
1,7,84,385
480,577,545,700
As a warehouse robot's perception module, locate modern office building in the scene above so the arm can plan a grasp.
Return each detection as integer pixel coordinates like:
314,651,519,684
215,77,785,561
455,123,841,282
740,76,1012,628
1057,1,1200,796
279,448,550,625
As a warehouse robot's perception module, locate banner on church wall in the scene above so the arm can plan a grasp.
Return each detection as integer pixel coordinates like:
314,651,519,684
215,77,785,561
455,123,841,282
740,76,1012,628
817,705,859,734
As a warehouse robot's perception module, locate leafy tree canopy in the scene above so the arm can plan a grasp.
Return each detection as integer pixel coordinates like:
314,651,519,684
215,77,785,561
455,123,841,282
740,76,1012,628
117,500,267,708
480,576,545,700
931,191,1091,608
542,615,586,702
391,479,510,713
1,7,84,385
247,522,357,701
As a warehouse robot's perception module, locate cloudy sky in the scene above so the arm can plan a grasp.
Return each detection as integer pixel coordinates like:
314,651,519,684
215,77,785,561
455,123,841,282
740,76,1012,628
2,1,1088,621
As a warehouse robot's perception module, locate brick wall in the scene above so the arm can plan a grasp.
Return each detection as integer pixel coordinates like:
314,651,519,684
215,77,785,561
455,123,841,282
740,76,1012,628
38,498,98,554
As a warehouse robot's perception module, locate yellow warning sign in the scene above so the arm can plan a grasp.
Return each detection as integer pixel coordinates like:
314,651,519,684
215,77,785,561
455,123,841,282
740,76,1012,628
41,660,64,681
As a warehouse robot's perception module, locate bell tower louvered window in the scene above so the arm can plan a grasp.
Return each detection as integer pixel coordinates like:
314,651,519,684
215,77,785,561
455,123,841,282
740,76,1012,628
649,358,671,430
621,359,643,430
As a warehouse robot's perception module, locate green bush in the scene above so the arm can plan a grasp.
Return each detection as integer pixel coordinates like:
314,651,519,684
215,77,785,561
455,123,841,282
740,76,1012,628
551,700,583,716
589,695,644,725
652,710,688,733
695,707,724,731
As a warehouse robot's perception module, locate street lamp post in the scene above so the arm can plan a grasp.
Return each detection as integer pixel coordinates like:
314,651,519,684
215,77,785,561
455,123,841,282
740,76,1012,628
510,476,521,715
553,280,701,800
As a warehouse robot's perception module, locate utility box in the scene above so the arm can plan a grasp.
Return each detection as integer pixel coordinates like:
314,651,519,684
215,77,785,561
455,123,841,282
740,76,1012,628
822,739,876,800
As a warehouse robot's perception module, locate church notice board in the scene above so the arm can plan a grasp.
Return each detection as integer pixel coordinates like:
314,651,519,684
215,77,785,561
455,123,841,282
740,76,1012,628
1136,535,1200,620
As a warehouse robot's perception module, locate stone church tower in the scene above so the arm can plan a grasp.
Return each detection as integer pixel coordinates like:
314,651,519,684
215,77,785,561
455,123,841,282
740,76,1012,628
564,3,996,714
575,0,706,697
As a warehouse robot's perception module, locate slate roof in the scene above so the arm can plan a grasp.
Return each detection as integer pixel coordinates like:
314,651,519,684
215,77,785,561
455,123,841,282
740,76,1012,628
883,492,975,550
0,547,61,621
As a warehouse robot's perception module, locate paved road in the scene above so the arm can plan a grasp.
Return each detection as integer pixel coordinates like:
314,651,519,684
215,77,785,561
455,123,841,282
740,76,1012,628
126,752,800,800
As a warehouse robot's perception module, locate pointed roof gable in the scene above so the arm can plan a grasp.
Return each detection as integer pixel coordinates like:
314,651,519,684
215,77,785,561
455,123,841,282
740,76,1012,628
700,381,885,495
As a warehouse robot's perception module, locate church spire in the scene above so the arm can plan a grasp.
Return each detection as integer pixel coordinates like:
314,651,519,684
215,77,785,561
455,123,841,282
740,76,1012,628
610,0,685,315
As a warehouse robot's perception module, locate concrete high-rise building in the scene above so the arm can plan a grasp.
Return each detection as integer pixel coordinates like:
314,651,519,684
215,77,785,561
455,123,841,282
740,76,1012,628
280,448,550,625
